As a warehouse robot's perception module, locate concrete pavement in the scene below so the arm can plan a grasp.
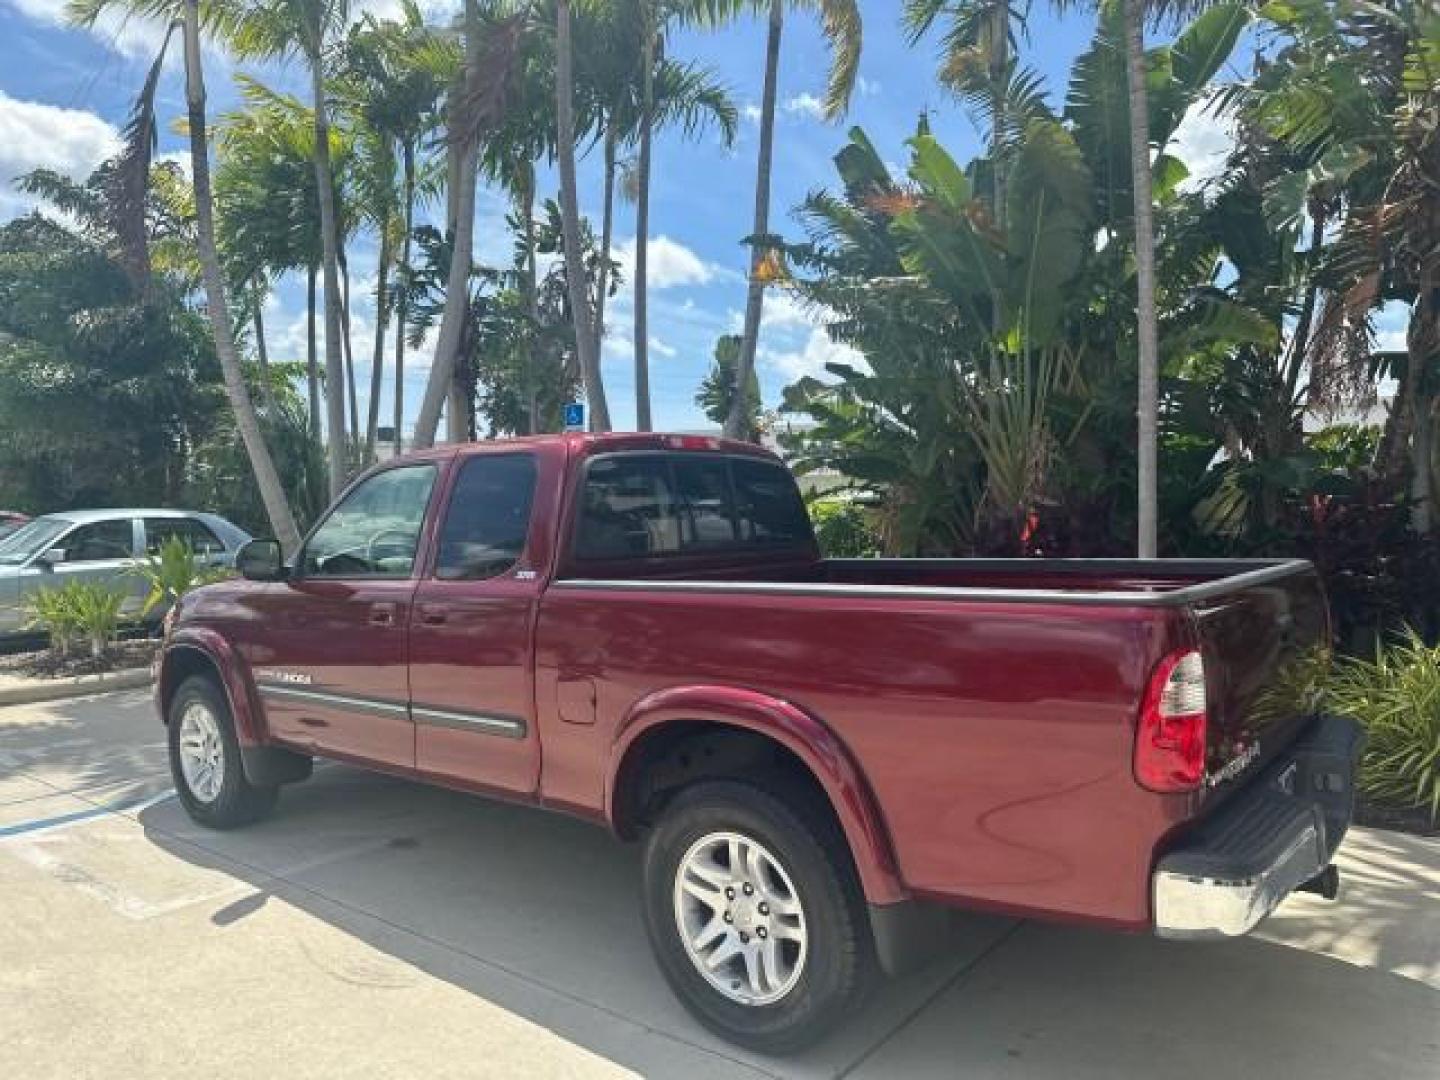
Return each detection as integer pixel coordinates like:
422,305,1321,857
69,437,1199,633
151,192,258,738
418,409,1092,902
2,689,1437,1079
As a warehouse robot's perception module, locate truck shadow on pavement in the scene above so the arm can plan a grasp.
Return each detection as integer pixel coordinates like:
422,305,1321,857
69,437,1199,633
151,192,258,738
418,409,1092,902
137,763,1440,1080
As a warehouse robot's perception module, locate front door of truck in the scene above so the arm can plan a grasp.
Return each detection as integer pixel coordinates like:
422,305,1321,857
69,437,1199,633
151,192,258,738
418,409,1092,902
251,463,439,767
409,450,543,795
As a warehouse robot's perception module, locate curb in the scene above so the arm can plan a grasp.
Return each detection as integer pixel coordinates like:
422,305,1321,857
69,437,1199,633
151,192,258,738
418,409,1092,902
0,667,153,708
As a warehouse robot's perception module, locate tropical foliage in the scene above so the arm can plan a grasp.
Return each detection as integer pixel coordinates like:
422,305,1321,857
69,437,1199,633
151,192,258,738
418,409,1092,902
1330,628,1440,823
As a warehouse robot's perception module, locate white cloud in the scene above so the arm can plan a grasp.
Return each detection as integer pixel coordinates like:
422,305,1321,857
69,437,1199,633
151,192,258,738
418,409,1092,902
761,327,867,382
1169,98,1235,192
782,93,827,121
650,336,677,359
0,91,120,216
613,234,721,291
742,103,763,125
5,0,178,60
857,76,881,98
727,291,818,335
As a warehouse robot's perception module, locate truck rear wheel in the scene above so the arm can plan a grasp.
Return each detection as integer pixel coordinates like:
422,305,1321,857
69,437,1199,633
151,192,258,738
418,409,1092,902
167,675,278,828
641,779,873,1053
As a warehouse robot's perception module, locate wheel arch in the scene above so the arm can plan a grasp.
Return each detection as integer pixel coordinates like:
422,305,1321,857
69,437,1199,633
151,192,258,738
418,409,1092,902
157,630,261,746
607,685,906,905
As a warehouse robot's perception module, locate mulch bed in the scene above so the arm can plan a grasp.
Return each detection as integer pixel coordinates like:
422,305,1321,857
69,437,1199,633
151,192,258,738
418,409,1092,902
1355,796,1438,839
0,639,158,680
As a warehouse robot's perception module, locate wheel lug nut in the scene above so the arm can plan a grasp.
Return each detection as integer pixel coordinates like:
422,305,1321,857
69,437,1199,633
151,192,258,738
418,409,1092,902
742,883,753,895
739,932,749,943
725,887,735,900
757,902,769,915
757,927,767,939
723,912,732,923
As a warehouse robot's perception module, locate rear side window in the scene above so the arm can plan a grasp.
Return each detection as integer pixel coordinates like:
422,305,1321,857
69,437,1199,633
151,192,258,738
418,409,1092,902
145,517,224,556
435,454,537,580
576,454,810,561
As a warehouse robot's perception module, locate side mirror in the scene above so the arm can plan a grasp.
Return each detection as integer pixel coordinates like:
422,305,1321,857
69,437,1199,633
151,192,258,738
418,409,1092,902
236,539,287,582
37,548,66,569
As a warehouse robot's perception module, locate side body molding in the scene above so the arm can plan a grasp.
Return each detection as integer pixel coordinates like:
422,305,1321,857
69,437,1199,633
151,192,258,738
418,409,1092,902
608,685,907,905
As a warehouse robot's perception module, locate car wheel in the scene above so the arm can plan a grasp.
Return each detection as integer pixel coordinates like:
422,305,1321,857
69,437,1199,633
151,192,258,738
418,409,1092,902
167,675,278,828
641,779,874,1053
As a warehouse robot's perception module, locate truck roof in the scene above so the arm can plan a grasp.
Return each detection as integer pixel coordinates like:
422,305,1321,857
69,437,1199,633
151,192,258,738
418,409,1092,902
392,431,780,465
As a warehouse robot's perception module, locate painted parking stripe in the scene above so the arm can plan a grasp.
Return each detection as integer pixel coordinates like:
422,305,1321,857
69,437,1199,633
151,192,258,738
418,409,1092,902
0,789,176,839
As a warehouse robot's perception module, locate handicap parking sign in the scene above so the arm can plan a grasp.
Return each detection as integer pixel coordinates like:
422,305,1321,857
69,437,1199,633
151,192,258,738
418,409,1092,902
563,402,585,431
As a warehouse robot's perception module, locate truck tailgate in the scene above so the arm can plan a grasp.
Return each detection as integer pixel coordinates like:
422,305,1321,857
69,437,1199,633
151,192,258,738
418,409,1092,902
1189,564,1330,800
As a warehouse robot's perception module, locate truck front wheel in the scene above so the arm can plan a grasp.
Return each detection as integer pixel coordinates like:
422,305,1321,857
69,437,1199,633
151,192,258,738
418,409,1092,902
167,675,278,828
641,779,873,1053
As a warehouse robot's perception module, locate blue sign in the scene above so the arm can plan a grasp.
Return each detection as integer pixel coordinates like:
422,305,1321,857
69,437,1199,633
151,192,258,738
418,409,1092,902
563,402,585,431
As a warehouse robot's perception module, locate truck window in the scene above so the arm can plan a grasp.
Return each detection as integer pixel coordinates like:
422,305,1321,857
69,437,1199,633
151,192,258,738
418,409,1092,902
301,464,437,578
435,454,537,580
576,454,810,561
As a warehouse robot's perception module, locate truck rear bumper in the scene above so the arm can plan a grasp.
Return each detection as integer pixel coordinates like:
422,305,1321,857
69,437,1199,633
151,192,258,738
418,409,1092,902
1153,714,1364,941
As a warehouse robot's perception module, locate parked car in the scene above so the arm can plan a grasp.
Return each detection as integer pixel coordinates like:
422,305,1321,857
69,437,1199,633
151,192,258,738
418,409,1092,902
0,512,29,540
155,434,1360,1052
0,510,251,638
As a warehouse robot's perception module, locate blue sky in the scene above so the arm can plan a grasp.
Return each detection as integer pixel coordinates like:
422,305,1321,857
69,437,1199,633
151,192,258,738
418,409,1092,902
0,0,1402,433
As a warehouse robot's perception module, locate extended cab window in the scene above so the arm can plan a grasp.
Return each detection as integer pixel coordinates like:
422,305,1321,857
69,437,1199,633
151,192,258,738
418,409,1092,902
435,454,536,580
576,454,810,560
302,464,437,578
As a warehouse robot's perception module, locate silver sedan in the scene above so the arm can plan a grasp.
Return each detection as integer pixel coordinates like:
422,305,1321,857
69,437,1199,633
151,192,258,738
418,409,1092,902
0,510,251,638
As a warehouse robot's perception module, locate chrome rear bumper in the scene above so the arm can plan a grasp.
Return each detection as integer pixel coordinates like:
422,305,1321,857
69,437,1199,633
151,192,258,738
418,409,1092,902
1153,714,1363,941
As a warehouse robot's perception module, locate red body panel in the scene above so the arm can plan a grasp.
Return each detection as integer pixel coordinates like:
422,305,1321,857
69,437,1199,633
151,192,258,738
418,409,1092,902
160,432,1325,934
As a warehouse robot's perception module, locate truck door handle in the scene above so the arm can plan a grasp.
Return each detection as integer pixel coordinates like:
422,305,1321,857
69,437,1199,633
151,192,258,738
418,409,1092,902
369,602,397,627
419,604,448,626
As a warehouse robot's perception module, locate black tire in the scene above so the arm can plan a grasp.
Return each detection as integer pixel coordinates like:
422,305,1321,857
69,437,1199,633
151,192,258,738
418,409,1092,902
167,675,278,828
641,779,875,1054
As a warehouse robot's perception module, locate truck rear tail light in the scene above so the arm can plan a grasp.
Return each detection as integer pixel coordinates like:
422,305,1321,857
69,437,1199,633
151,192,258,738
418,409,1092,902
1135,648,1208,793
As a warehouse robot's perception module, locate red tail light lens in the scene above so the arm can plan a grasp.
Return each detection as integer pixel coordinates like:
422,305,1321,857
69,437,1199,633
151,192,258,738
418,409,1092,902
1135,648,1208,793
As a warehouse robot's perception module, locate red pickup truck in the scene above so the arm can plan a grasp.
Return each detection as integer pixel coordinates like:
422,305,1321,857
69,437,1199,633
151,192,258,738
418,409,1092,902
157,433,1361,1051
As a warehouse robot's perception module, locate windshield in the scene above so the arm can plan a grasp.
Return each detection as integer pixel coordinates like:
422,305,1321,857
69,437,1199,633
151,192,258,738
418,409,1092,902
0,517,71,565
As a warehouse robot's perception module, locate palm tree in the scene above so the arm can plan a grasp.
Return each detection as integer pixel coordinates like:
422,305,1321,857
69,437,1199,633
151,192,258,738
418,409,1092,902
217,0,353,497
556,0,612,430
410,0,525,449
339,2,450,457
719,0,862,440
66,0,302,552
184,1,303,552
627,2,738,430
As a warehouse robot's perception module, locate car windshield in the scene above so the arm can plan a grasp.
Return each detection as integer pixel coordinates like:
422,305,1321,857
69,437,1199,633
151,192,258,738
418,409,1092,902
0,517,71,565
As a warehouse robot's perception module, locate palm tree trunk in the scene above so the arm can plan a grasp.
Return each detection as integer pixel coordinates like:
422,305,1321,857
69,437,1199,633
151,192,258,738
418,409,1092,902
522,169,539,434
393,143,415,457
365,215,390,463
594,124,617,364
340,254,360,448
309,41,348,498
727,0,783,441
306,264,321,439
412,0,483,449
252,299,276,411
634,21,656,432
556,0,611,431
181,0,300,554
1409,281,1438,534
1124,0,1158,557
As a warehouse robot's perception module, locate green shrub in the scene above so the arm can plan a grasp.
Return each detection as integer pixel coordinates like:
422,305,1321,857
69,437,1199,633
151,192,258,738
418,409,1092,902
25,586,81,657
809,497,880,558
26,580,128,660
133,535,231,617
1328,629,1440,823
